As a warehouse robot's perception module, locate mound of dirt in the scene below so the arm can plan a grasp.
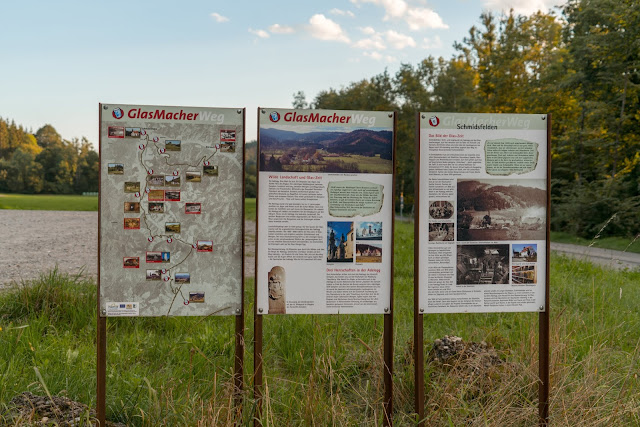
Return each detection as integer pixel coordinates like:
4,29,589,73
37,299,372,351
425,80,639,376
429,335,505,375
6,392,124,426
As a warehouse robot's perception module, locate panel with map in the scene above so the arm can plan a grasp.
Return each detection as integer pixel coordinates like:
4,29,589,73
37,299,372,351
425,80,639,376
99,104,243,317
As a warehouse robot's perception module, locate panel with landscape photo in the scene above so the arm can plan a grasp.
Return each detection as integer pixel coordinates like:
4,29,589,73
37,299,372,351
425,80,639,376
457,179,546,241
259,127,393,174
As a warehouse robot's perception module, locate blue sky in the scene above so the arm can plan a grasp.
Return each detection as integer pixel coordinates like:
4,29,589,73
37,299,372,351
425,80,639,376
0,0,558,147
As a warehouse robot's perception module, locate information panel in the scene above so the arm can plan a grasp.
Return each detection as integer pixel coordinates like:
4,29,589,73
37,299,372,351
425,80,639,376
256,108,394,315
99,104,244,317
419,113,548,313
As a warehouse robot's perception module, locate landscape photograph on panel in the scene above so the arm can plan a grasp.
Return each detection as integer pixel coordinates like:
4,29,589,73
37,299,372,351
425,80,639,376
456,179,546,241
259,119,393,174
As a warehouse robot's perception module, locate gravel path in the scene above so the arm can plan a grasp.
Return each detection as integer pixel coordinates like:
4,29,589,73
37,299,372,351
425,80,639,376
0,210,256,290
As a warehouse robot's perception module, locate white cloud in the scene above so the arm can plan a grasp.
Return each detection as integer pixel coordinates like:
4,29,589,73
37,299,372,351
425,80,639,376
406,8,449,30
422,35,443,49
210,12,229,23
483,0,556,15
308,14,350,43
351,0,408,19
330,8,355,17
351,0,450,31
269,24,295,34
385,30,415,49
359,26,376,35
364,51,384,60
353,33,386,50
364,51,397,62
248,28,270,38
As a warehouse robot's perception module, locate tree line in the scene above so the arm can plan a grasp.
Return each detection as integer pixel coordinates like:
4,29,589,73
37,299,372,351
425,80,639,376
293,0,639,239
0,119,98,194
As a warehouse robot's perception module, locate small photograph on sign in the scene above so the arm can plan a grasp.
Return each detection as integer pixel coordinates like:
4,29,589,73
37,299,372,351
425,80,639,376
220,129,236,142
189,292,205,303
186,171,201,182
123,257,139,268
220,141,235,153
203,165,218,176
429,201,454,220
356,242,382,263
147,175,165,186
107,163,124,174
148,202,164,213
165,190,180,201
456,244,510,285
146,251,163,263
175,273,190,284
124,218,140,230
125,127,141,138
146,269,162,281
165,140,181,151
512,265,537,284
512,244,537,262
327,222,354,263
165,222,180,234
148,190,164,201
108,126,125,139
185,203,201,214
356,221,382,240
165,175,180,187
124,202,140,213
124,181,140,193
197,240,213,252
428,223,454,241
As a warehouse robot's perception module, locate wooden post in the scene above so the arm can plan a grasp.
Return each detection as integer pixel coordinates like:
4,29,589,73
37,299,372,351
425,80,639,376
253,107,263,427
413,112,425,426
382,112,397,426
539,114,552,425
234,108,247,419
96,104,107,427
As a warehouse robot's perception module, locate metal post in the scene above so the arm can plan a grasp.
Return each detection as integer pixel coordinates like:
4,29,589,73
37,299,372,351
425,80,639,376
413,113,425,426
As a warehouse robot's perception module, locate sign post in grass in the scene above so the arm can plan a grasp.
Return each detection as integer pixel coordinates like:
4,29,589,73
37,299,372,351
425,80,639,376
253,107,397,425
97,103,246,425
414,112,551,425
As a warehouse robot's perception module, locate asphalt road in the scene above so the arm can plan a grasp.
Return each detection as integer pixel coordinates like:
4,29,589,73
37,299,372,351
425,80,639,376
550,242,640,271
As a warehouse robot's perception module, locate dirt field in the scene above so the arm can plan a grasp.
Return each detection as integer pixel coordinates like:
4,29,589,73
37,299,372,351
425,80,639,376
0,210,256,290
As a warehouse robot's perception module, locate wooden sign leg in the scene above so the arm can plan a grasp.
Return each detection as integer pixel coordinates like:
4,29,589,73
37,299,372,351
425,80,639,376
96,315,107,426
253,314,263,427
414,314,424,426
539,310,550,424
383,314,393,426
234,314,244,420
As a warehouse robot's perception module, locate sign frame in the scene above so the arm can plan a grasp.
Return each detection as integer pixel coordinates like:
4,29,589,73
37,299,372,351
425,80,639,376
96,103,246,425
413,112,551,425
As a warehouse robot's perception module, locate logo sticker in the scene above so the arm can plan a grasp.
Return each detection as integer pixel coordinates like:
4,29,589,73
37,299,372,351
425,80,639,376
428,116,440,127
112,108,124,120
269,111,280,122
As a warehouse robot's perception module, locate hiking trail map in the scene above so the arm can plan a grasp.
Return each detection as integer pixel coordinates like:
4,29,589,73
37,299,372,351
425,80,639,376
99,104,243,317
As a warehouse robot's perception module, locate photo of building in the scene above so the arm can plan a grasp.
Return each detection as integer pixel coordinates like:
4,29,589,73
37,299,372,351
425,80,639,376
327,222,354,262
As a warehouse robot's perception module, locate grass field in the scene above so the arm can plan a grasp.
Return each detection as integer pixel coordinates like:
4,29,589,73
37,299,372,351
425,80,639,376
1,221,639,425
0,194,98,211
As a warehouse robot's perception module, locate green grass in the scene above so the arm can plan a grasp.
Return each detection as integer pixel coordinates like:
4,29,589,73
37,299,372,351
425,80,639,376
245,198,256,221
1,222,639,425
551,231,640,254
0,193,98,211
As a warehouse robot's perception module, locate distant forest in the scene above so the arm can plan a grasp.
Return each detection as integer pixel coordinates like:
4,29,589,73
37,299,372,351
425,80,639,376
0,119,98,194
292,0,640,238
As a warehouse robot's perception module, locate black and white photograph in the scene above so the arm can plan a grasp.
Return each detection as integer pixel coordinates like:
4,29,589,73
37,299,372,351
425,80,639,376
457,179,546,241
428,222,454,241
429,201,454,220
456,244,510,285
